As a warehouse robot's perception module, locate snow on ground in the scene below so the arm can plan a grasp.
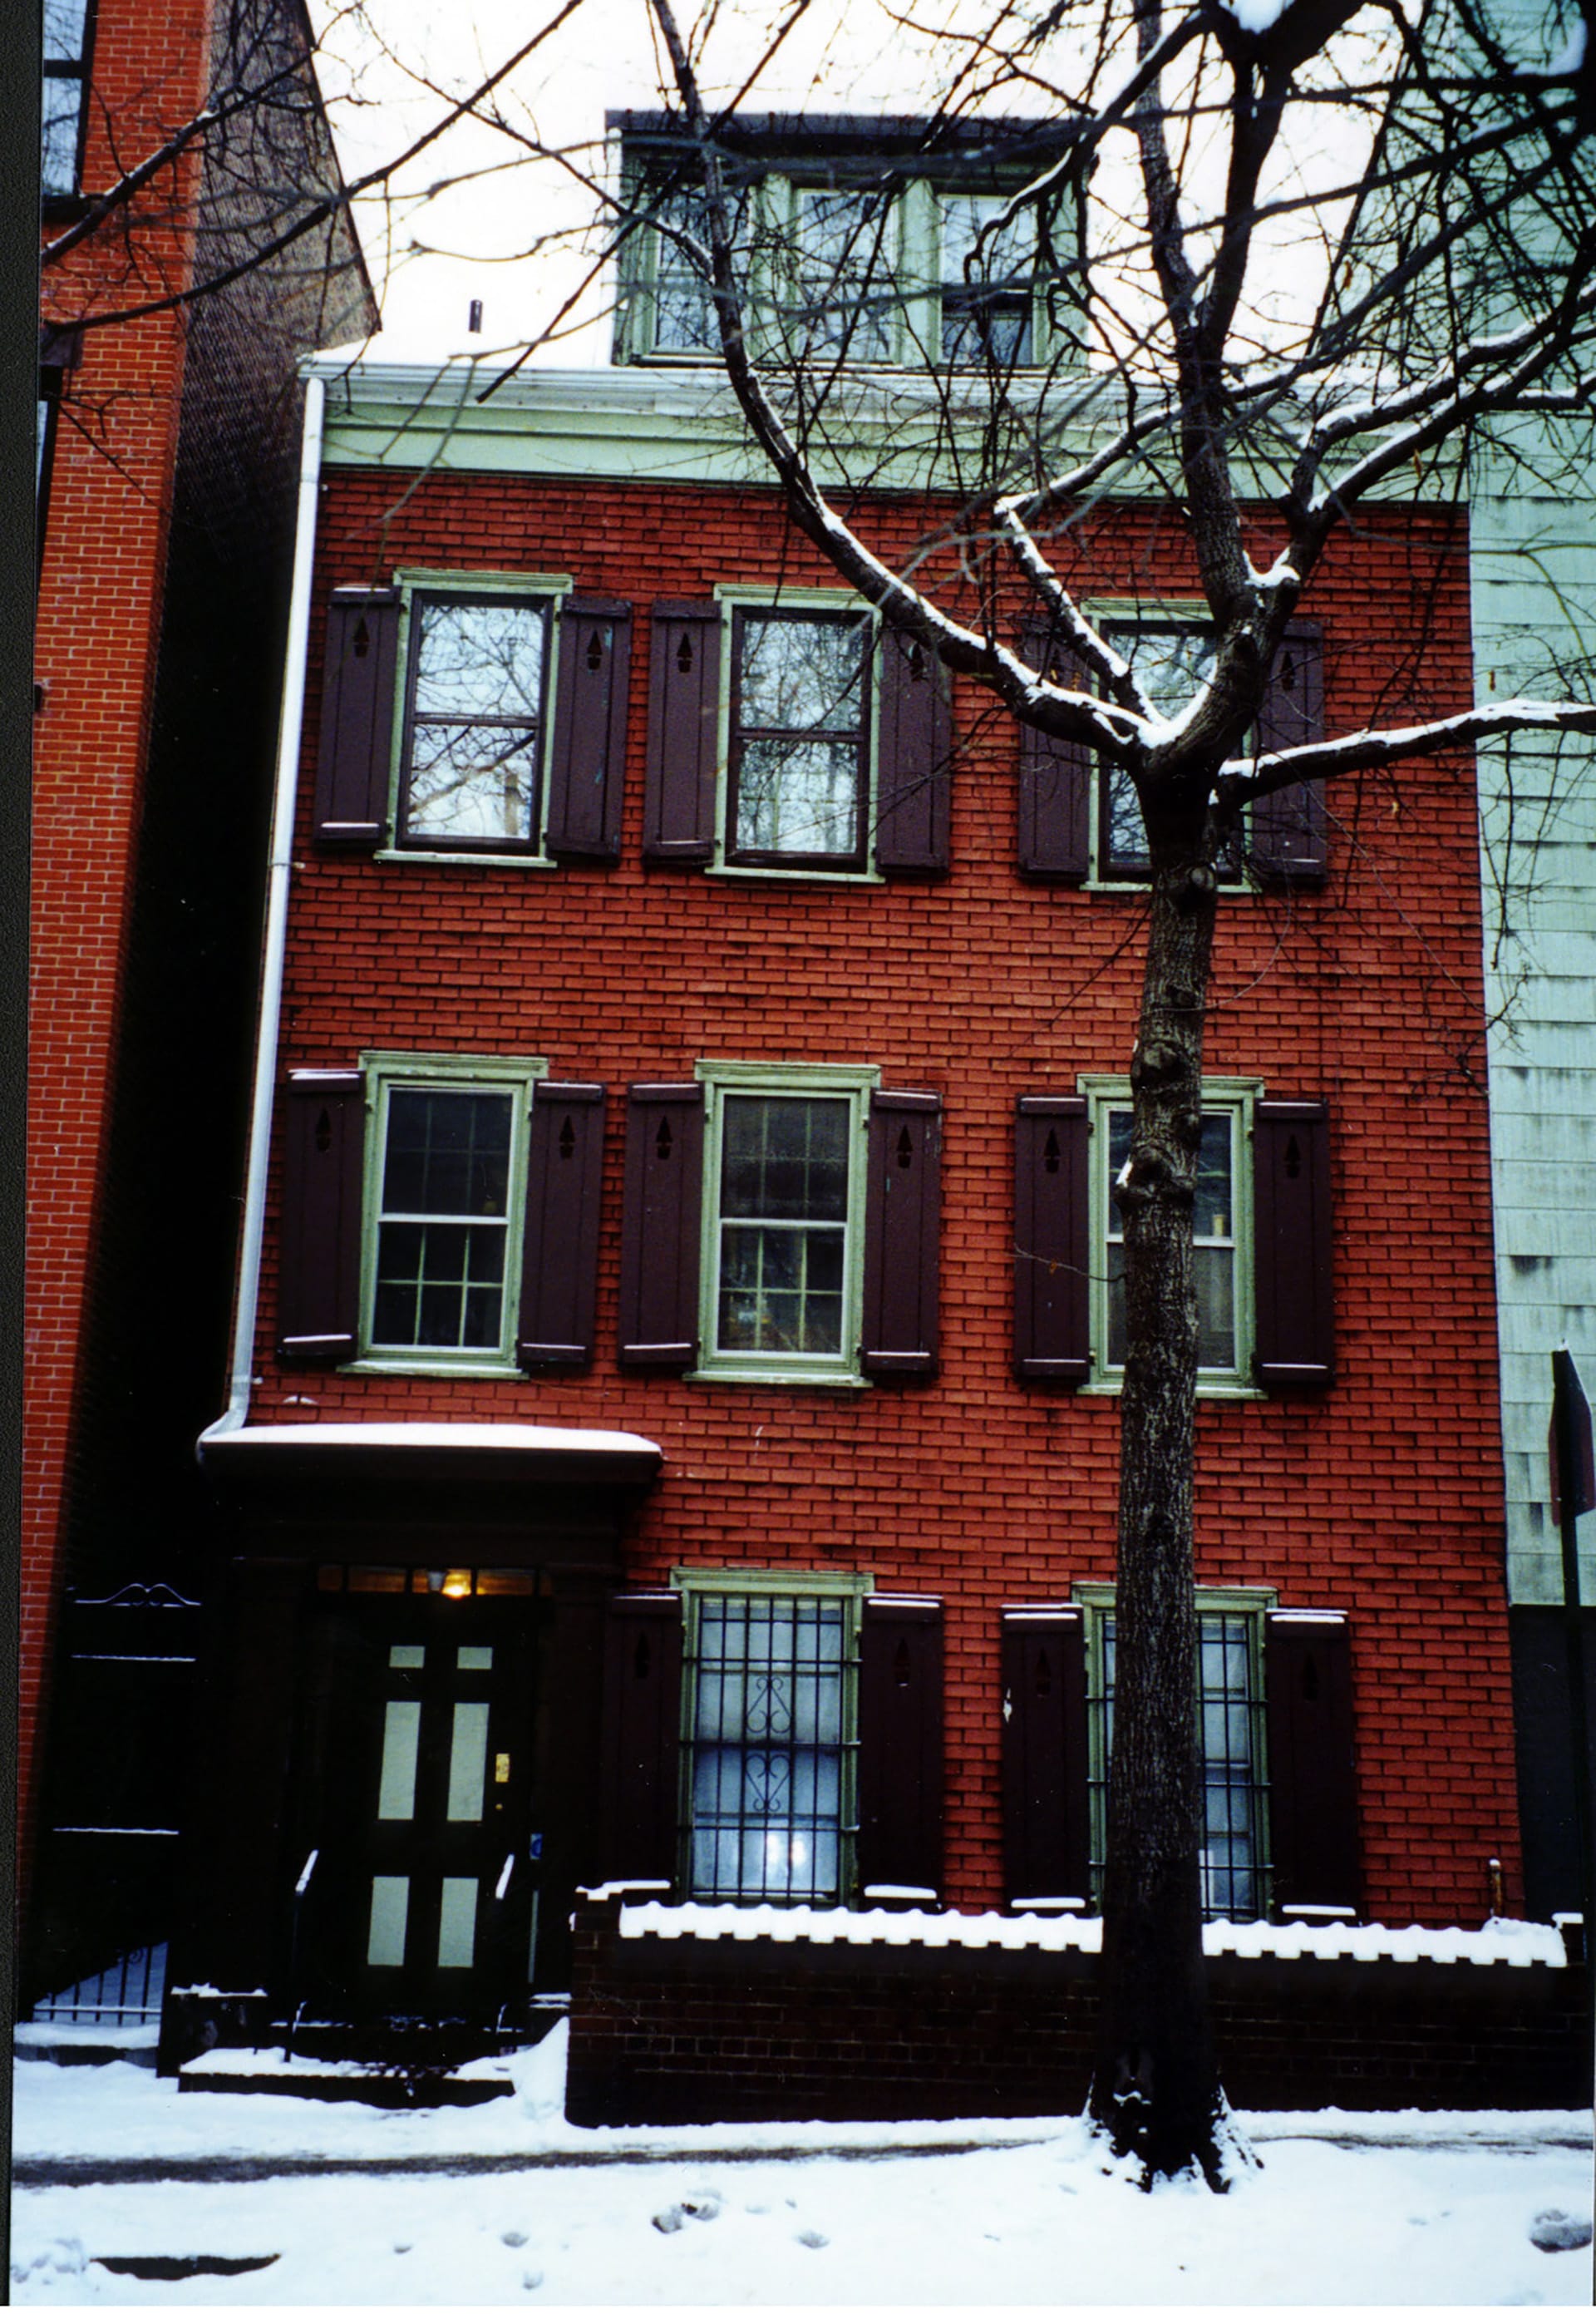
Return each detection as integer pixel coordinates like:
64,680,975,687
9,2030,1593,2307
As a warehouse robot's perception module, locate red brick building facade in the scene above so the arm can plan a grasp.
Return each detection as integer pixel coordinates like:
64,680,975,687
170,307,1520,2070
27,0,372,1999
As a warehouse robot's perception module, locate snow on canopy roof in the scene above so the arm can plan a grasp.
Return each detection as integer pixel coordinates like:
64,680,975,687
612,1901,1567,1968
205,1423,662,1456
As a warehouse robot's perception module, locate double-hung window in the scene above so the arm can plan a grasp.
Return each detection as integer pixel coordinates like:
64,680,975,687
697,1063,874,1384
358,1056,544,1373
397,590,551,852
728,608,871,869
678,1575,864,1904
788,186,897,363
1099,622,1220,880
1086,1078,1257,1393
42,0,91,200
1081,1587,1272,1923
937,192,1035,366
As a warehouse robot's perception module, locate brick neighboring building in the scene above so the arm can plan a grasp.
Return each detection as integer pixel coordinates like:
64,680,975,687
27,0,373,2002
162,118,1544,2108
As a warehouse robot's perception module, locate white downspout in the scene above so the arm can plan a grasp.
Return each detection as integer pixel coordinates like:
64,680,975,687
199,370,326,1448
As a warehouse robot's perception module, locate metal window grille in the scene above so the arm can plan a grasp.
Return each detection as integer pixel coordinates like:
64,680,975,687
685,1594,855,1903
31,1941,166,2029
1087,1610,1268,1922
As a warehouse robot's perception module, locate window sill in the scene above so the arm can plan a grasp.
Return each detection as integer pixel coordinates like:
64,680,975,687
1076,1377,1267,1403
341,1357,521,1380
375,848,557,870
687,1364,871,1390
707,864,884,889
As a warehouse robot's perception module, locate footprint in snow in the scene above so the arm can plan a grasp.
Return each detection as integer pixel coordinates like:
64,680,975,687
1530,2209,1594,2252
521,2270,544,2290
501,2231,529,2248
796,2229,829,2250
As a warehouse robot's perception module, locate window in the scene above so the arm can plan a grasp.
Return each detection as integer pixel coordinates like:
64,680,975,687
678,1576,864,1905
696,1063,874,1383
397,590,551,852
788,187,896,363
1085,1077,1258,1393
1081,1588,1272,1923
1098,624,1219,879
42,0,90,200
357,1056,544,1373
728,608,870,868
937,192,1034,365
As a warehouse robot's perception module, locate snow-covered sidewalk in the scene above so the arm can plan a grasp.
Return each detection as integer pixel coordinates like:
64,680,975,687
9,2030,1593,2304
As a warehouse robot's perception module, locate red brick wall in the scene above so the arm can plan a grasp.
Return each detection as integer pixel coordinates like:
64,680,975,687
565,1895,1589,2123
251,466,1512,1928
27,0,214,1877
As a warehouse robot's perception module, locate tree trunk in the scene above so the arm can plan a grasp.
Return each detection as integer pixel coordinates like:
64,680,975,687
1086,826,1229,2186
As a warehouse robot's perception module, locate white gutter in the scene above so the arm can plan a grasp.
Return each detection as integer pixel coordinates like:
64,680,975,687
199,372,326,1448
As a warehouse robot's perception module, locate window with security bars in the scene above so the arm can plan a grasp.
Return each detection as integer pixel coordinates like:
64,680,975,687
715,1093,851,1357
398,595,548,848
371,1088,514,1354
686,1593,854,1902
1087,1607,1268,1922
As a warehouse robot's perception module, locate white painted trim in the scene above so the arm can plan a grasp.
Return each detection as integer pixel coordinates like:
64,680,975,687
198,375,326,1451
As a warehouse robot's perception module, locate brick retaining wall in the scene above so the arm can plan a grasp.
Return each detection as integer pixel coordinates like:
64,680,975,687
565,1892,1590,2124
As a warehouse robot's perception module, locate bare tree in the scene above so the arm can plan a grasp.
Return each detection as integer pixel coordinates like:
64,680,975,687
588,0,1596,2186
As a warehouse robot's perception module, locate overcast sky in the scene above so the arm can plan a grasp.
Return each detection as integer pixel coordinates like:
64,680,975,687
309,0,976,360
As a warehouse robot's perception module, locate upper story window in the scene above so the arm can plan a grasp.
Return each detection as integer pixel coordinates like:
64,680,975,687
1100,623,1219,881
399,593,549,851
611,114,1067,374
729,608,869,869
42,0,91,200
938,192,1034,365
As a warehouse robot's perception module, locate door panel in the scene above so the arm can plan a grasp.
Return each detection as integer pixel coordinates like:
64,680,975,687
300,1599,539,2021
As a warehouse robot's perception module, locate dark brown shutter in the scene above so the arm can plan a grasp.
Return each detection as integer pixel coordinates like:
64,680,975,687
545,599,631,861
874,626,951,876
860,1090,941,1380
1017,623,1091,882
618,1083,704,1368
1014,1096,1090,1383
598,1593,683,1887
517,1083,604,1369
857,1596,943,1900
1254,1099,1334,1389
277,1071,365,1361
313,590,401,848
1266,1611,1360,1917
1000,1607,1091,1903
1250,624,1327,882
643,600,720,864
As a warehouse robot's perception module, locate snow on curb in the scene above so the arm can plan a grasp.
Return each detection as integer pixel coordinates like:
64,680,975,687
612,1899,1567,1966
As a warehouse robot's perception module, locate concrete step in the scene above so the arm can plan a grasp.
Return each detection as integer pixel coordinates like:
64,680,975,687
177,2045,520,2107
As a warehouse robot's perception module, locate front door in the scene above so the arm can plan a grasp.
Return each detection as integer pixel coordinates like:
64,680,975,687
301,1598,539,2022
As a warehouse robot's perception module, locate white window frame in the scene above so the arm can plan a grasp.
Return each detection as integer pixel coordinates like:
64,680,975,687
350,1050,547,1377
1076,1581,1275,1924
377,570,574,867
672,1566,870,1907
1080,602,1250,891
692,1059,879,1387
707,587,885,886
1080,1074,1264,1399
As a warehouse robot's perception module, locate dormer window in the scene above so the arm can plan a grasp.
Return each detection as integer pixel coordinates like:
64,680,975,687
611,113,1071,374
